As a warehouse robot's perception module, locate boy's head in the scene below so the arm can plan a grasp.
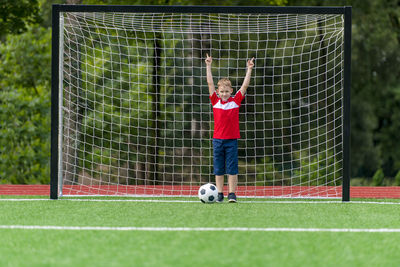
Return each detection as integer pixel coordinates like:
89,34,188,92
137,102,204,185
217,78,233,101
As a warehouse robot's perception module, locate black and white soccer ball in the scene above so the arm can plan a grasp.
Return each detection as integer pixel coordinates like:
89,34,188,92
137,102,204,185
198,183,218,204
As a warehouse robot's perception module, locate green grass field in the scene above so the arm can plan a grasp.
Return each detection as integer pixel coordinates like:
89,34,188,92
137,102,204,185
1,196,400,266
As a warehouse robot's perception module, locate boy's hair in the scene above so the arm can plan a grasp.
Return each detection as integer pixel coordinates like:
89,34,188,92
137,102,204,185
217,78,232,89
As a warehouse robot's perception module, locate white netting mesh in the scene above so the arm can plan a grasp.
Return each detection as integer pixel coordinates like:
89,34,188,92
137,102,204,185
59,12,344,197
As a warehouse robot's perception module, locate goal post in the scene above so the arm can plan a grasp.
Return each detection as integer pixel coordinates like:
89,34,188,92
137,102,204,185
51,4,351,200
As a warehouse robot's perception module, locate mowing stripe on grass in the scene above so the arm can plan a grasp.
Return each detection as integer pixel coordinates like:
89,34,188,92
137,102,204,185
1,225,400,233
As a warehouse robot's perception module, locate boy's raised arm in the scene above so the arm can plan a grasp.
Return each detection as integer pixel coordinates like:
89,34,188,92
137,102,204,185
205,53,216,96
239,57,255,96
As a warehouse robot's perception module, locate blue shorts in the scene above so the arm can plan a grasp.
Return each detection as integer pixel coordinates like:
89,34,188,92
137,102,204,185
213,139,238,175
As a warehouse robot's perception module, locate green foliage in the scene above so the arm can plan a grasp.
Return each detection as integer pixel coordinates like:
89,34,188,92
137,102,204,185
351,0,400,177
372,168,384,186
395,170,400,186
0,27,51,184
254,156,282,186
292,149,342,186
253,149,342,187
0,0,41,38
0,90,50,184
0,27,51,91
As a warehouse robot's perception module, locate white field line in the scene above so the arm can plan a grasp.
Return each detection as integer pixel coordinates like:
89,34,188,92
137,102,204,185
1,198,400,205
1,225,400,233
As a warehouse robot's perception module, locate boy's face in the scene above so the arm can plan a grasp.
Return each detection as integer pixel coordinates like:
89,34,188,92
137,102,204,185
217,86,233,101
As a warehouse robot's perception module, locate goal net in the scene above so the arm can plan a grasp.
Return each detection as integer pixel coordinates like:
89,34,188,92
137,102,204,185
52,6,350,199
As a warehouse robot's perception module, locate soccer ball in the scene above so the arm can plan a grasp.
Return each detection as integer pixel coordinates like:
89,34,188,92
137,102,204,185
198,183,218,204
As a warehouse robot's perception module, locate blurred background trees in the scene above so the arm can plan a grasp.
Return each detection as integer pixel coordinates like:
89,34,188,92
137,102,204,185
0,0,399,185
0,0,41,39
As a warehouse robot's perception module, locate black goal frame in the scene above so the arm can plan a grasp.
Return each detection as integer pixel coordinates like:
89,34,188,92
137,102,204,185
51,4,351,201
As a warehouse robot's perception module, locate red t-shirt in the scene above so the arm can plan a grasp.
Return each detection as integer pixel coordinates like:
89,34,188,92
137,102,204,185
209,91,244,139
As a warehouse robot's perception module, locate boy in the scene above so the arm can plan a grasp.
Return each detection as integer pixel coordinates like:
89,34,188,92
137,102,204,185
205,53,254,203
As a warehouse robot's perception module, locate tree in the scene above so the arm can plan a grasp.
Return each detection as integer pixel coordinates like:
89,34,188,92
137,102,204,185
0,27,51,184
0,0,41,39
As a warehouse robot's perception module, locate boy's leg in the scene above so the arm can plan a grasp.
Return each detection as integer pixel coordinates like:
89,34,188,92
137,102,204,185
225,139,238,202
228,175,238,203
228,174,238,193
213,139,225,202
216,175,224,193
216,175,225,203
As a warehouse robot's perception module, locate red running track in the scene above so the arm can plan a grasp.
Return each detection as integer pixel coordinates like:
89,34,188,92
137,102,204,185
1,185,400,198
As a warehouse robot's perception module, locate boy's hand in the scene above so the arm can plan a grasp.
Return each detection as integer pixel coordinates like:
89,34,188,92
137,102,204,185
205,53,212,65
247,57,255,69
